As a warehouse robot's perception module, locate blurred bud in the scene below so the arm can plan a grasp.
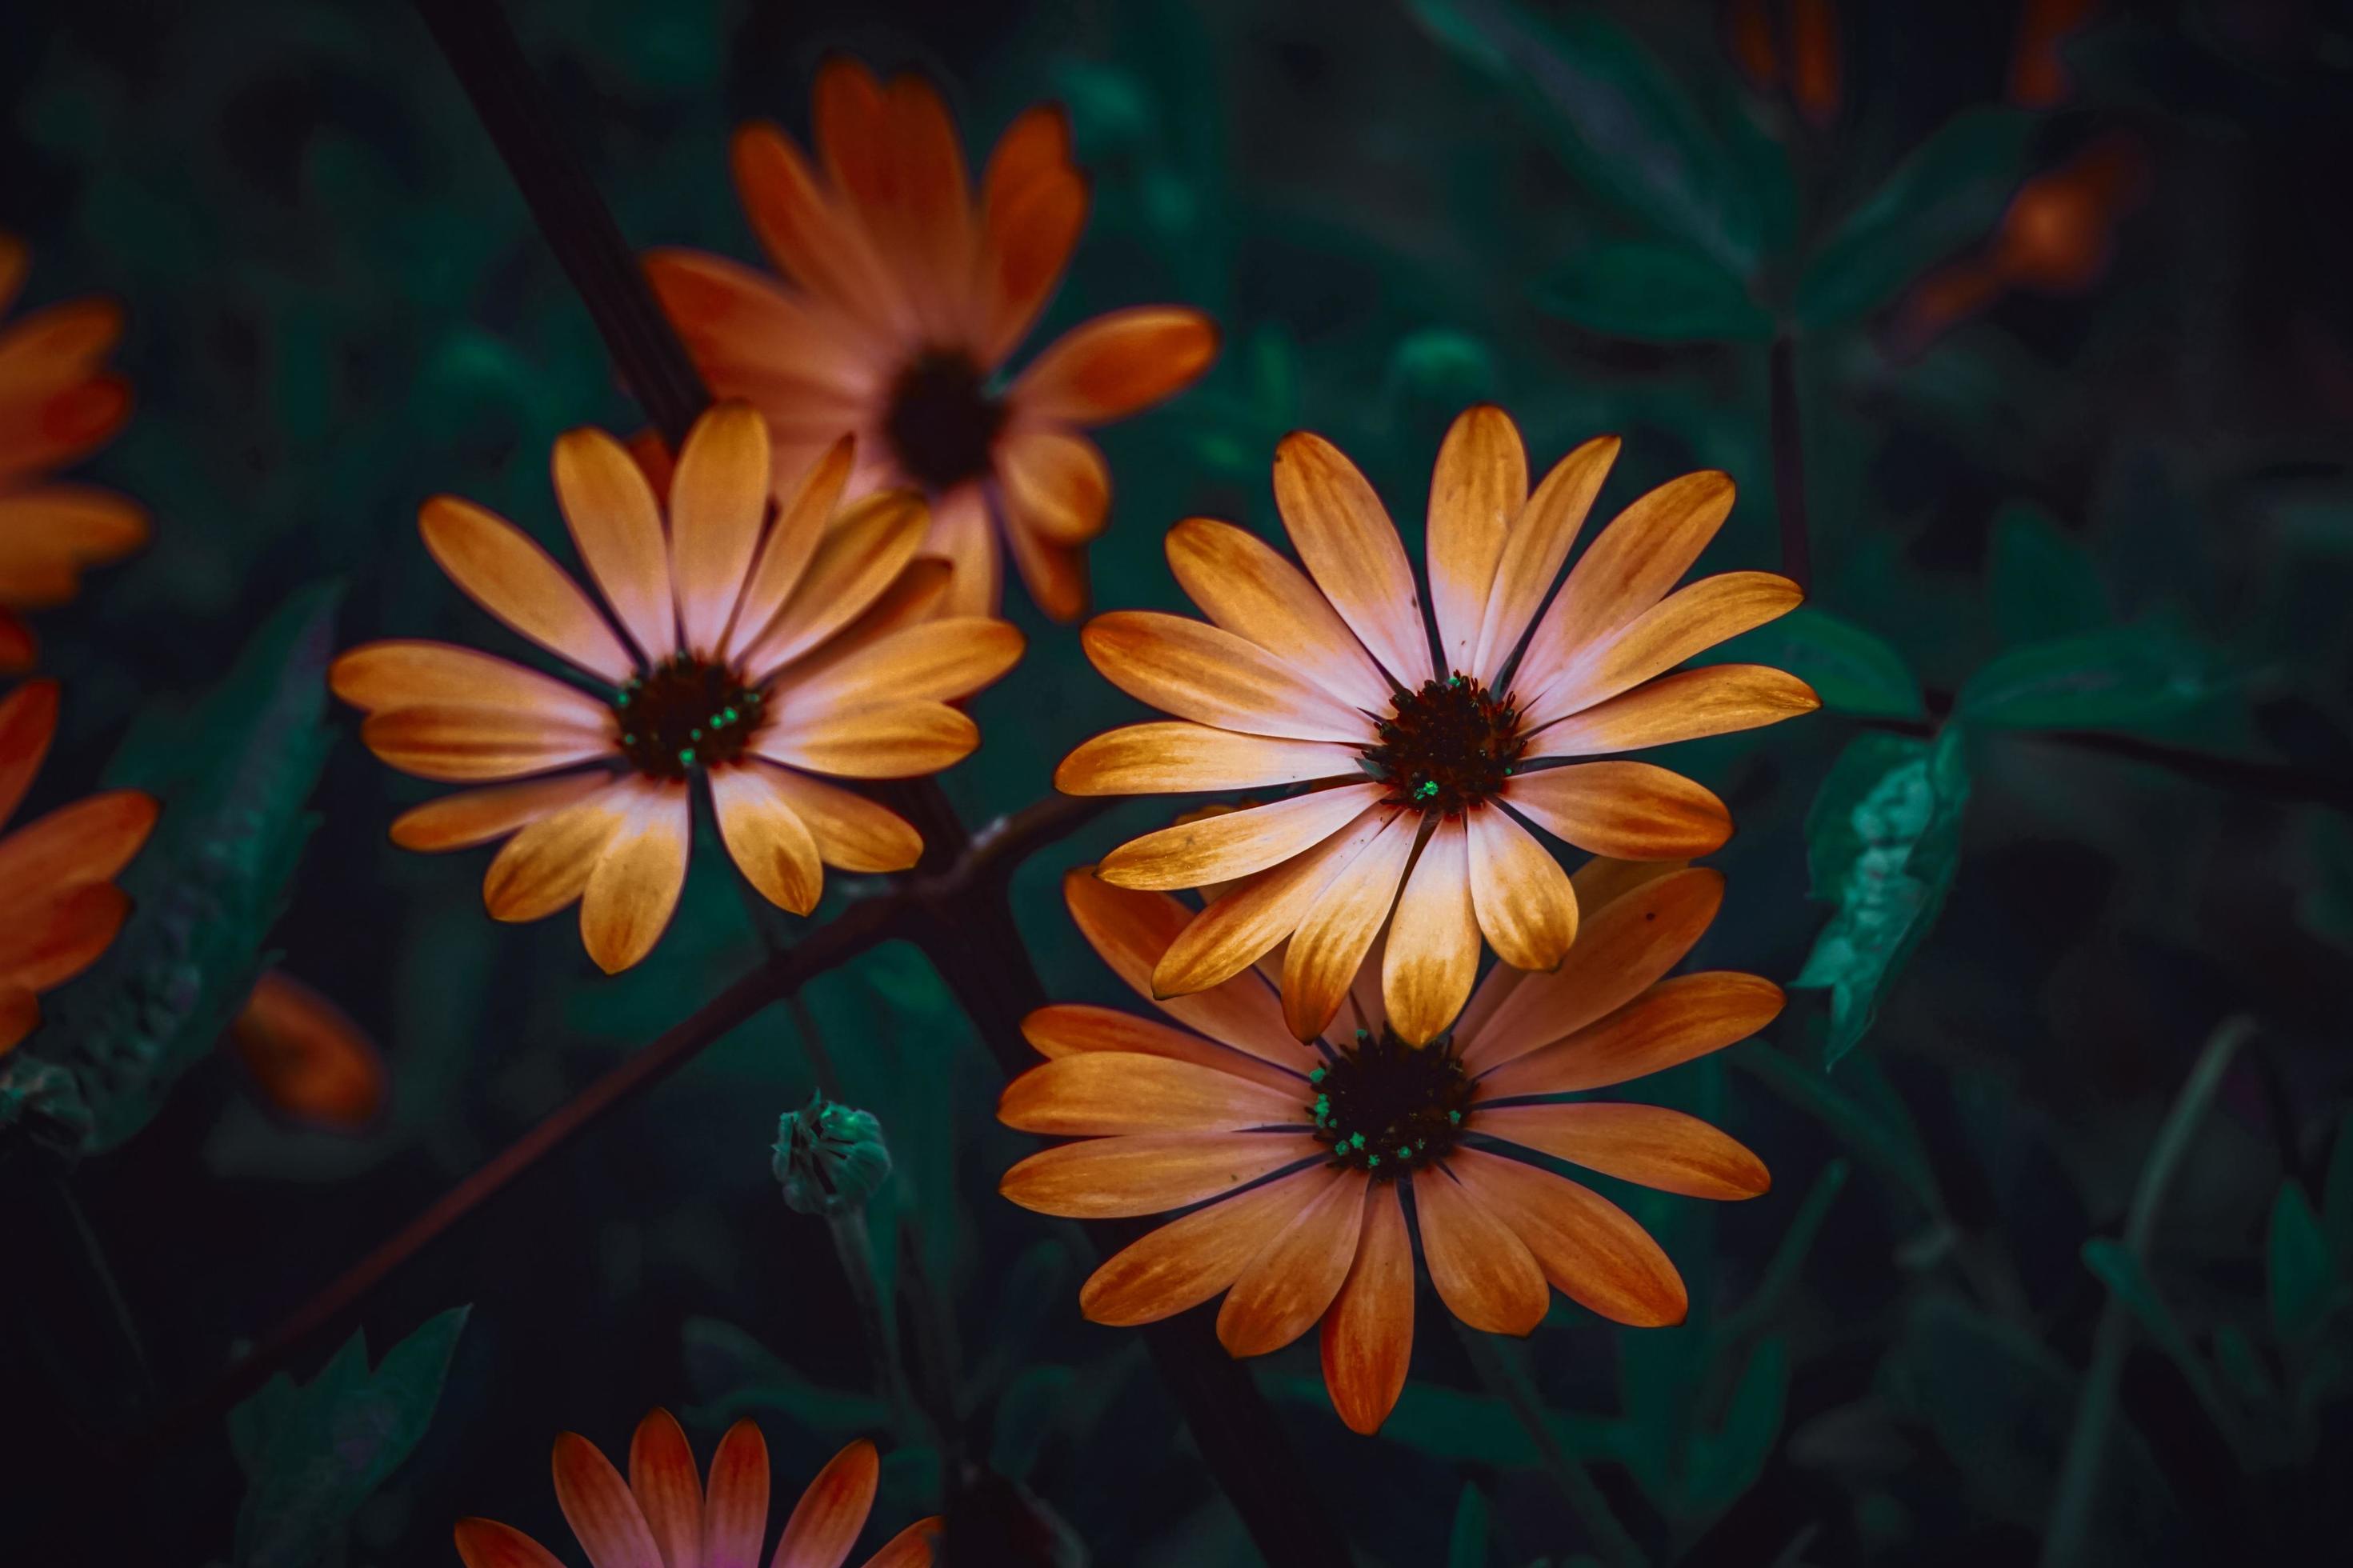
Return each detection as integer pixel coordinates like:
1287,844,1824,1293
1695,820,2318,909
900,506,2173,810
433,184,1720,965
1992,134,2146,294
1726,0,1779,92
1789,0,1841,127
230,970,386,1132
773,1093,891,1217
1387,329,1498,409
2010,0,2100,108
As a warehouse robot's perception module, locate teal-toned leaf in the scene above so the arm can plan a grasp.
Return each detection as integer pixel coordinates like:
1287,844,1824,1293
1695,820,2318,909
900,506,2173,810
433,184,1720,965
2212,1323,2273,1404
1265,1376,1622,1468
1389,328,1501,407
1989,502,2110,648
2080,1239,2243,1452
678,1317,890,1435
1718,1158,1850,1343
2267,1180,2332,1346
1713,606,1925,719
232,1306,469,1568
990,1365,1078,1482
1955,620,2227,732
1732,1045,1942,1218
1679,1336,1787,1522
1446,1482,1490,1568
2295,813,2353,954
1795,106,2036,329
1533,240,1771,343
1792,729,1971,1065
227,1373,302,1480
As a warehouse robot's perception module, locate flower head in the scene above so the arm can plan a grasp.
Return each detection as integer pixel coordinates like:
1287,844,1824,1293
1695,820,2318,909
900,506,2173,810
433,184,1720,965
1058,405,1818,1042
454,1408,937,1568
998,861,1779,1436
0,679,159,1053
647,58,1219,622
774,1093,893,1217
333,402,1023,973
0,237,147,669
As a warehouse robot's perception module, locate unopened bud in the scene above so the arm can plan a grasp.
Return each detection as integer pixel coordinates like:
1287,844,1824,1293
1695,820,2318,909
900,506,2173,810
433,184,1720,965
773,1094,891,1217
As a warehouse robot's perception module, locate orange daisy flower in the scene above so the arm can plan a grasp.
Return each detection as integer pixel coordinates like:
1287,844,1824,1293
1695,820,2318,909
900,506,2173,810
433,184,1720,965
998,860,1779,1436
0,237,146,670
454,1408,935,1568
1057,405,1817,1043
0,679,159,1053
331,402,1022,973
646,58,1219,623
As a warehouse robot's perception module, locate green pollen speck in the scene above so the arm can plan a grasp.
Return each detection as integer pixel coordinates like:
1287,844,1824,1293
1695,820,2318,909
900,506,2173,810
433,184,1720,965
1397,1145,1413,1159
678,747,696,766
616,690,631,706
1349,1132,1366,1150
1309,1066,1326,1083
1366,1154,1380,1168
622,733,636,746
1355,1028,1370,1042
1447,1110,1463,1124
1414,779,1441,801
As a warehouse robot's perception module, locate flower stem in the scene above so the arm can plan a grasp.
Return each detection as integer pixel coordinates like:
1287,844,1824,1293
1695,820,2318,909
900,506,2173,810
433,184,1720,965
1454,1318,1648,1568
826,1206,915,1434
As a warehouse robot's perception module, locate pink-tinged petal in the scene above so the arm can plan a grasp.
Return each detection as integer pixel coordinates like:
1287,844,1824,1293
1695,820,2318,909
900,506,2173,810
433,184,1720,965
741,492,930,678
0,678,54,826
925,485,1000,620
1410,1162,1548,1334
998,1053,1305,1136
330,641,612,724
778,618,1023,716
701,1419,772,1568
455,1519,571,1568
1011,307,1219,426
1151,806,1399,1001
1473,435,1620,682
390,773,615,853
1165,517,1394,714
710,762,824,916
482,784,632,922
1021,1003,1304,1094
419,497,635,684
1462,866,1725,1072
1002,1130,1323,1218
1524,570,1803,731
1503,762,1731,860
1055,722,1361,797
1475,971,1786,1100
1447,1147,1688,1327
1097,782,1386,892
553,426,678,664
552,1430,665,1568
1080,1166,1343,1326
997,426,1108,545
754,768,922,874
629,1409,704,1568
1525,665,1820,758
670,403,773,658
0,788,157,890
1282,810,1418,1040
359,706,614,783
770,1437,878,1568
1218,1170,1369,1356
1271,432,1433,687
754,701,978,781
855,1518,938,1568
1426,406,1526,676
1477,1102,1771,1200
1512,470,1735,698
1383,818,1477,1046
722,437,855,665
1080,610,1375,744
1466,807,1578,972
579,780,692,974
1320,1179,1414,1434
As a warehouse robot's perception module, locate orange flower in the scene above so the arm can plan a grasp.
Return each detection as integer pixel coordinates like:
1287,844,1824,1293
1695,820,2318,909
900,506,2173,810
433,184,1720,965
646,58,1219,623
0,679,159,1053
332,402,1022,973
230,969,387,1131
1057,405,1816,1042
998,862,1778,1436
454,1408,936,1568
0,237,146,670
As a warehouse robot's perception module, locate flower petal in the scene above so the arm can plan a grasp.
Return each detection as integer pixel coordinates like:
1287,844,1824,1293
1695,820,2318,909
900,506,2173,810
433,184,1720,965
722,437,855,664
1,983,40,1054
1055,722,1360,797
456,1520,572,1568
1012,307,1218,426
771,1437,878,1568
856,1518,939,1568
700,1420,771,1568
1282,810,1418,1040
1525,570,1803,730
754,701,977,780
1218,1169,1368,1356
1427,406,1526,676
978,105,1082,359
1271,432,1433,687
998,426,1108,545
0,678,57,825
778,618,1023,715
1476,971,1786,1100
0,483,147,595
1512,470,1734,699
728,122,902,331
1466,807,1578,972
1098,782,1386,893
862,74,976,343
628,1409,704,1568
419,496,635,684
482,784,631,922
754,768,922,873
1021,1003,1304,1094
670,403,772,658
1079,1165,1342,1326
1002,1130,1323,1218
1503,762,1731,859
1477,1102,1771,1199
361,706,613,782
1525,665,1821,758
1000,490,1090,622
998,1053,1304,1135
1165,517,1393,714
1410,1162,1548,1334
390,773,616,853
926,485,999,620
1473,435,1619,681
1081,610,1374,744
554,426,678,664
229,970,386,1130
741,493,930,677
331,641,612,724
1152,805,1399,999
0,788,156,891
1319,1178,1413,1434
0,880,129,990
579,781,692,973
1449,1147,1688,1327
552,1430,665,1568
1383,819,1477,1046
710,762,824,915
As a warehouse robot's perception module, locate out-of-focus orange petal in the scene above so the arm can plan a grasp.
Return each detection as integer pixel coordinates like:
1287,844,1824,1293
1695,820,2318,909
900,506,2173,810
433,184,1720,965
2010,0,2101,108
859,1517,941,1568
1789,0,1841,126
1726,0,1778,90
0,608,34,670
0,676,58,826
1011,307,1219,427
1994,134,2147,294
0,789,156,898
0,880,130,994
230,970,387,1132
0,982,37,1055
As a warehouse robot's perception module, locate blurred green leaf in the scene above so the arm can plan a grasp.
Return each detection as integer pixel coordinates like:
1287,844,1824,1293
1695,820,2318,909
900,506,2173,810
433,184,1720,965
2267,1181,2332,1346
1680,1336,1787,1522
1793,729,1971,1066
1719,1158,1850,1344
2295,814,2353,954
1795,107,2035,330
1990,502,2111,648
2081,1239,2244,1454
231,1306,468,1568
1955,621,2227,732
990,1364,1077,1482
679,1317,891,1434
1389,328,1502,407
1446,1483,1490,1568
1267,1377,1619,1467
2324,1111,2353,1270
1713,606,1925,718
1732,1045,1943,1218
1533,240,1771,342
2213,1323,2274,1404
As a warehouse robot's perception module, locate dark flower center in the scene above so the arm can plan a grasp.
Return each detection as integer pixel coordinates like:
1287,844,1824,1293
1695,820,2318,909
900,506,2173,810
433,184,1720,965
1361,673,1527,815
883,349,1005,490
1310,1027,1476,1177
613,653,768,780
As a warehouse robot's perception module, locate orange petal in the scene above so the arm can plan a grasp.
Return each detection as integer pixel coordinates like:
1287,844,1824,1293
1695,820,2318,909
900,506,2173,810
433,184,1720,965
722,436,855,665
778,618,1023,716
1525,570,1803,730
1465,806,1577,972
1152,806,1399,999
390,773,615,853
626,1408,703,1568
701,1418,771,1568
553,425,677,664
1524,665,1820,758
482,786,630,922
1319,1178,1414,1434
419,496,635,684
1098,782,1386,893
925,484,1000,620
1411,1162,1548,1334
1282,810,1418,1040
230,970,386,1131
710,762,823,914
1002,482,1094,626
754,700,978,780
1271,432,1433,688
1218,1169,1368,1356
729,121,903,330
741,492,930,677
1055,722,1360,798
669,402,772,657
1462,866,1725,1071
871,74,978,342
1572,854,1687,912
551,1430,664,1568
1513,470,1735,699
1001,1130,1323,1218
998,1052,1304,1136
0,983,38,1054
0,880,129,990
0,787,156,892
978,104,1082,359
1472,435,1619,681
0,607,34,672
644,248,876,418
1079,1165,1341,1326
579,781,691,973
330,641,614,724
858,1518,940,1568
1449,1147,1687,1327
1011,306,1218,426
361,706,614,783
765,556,954,696
1476,1102,1771,1200
0,676,58,825
454,1519,570,1568
753,767,922,874
998,426,1108,545
0,295,122,384
0,235,24,314
1503,762,1731,860
773,1437,878,1568
1165,517,1393,714
1081,610,1374,745
1382,819,1477,1046
1426,406,1527,676
1020,1003,1305,1094
0,483,148,583
1475,971,1786,1100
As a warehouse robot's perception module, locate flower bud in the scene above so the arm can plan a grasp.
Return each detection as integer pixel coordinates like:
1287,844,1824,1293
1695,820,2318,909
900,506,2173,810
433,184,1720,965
772,1094,891,1217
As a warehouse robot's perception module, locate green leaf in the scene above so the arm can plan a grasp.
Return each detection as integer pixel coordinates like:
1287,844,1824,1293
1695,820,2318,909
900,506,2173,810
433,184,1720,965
1989,502,2110,648
1680,1336,1787,1522
1265,1376,1622,1468
231,1306,469,1568
678,1317,890,1435
2267,1180,2332,1347
1792,729,1971,1065
1408,0,1758,270
1533,240,1771,343
1446,1482,1490,1568
1718,1158,1850,1343
1712,606,1925,719
2080,1239,2243,1453
1388,328,1501,406
1795,106,2036,329
990,1364,1077,1482
1731,1046,1942,1218
16,582,339,1158
1955,620,2227,732
2295,813,2353,954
